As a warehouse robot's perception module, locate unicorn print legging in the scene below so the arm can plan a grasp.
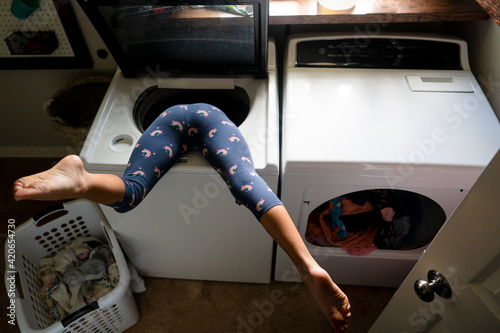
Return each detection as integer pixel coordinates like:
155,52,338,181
108,103,282,221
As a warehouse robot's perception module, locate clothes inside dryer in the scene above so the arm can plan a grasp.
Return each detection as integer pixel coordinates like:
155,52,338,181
305,189,446,255
134,86,250,132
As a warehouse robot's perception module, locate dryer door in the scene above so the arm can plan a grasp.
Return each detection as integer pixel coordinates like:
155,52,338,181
275,172,473,287
297,179,466,254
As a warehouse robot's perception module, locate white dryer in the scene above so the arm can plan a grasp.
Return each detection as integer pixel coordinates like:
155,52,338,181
77,1,278,283
275,33,500,287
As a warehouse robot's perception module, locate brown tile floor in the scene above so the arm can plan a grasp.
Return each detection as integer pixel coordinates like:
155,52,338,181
0,158,396,333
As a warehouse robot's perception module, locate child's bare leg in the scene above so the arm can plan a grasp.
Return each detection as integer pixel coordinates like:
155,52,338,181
13,155,125,205
260,205,351,332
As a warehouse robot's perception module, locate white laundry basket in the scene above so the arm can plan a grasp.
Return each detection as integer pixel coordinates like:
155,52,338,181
5,199,139,333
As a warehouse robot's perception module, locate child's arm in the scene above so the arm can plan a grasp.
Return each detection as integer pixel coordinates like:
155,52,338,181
260,205,351,332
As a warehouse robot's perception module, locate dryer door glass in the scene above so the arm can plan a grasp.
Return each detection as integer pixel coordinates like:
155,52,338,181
305,189,446,252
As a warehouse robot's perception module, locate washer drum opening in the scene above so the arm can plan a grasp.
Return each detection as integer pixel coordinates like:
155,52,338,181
133,86,251,132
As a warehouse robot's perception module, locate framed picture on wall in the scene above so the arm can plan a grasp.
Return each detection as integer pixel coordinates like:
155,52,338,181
0,0,92,69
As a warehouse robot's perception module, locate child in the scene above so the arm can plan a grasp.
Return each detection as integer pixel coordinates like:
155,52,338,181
13,103,351,332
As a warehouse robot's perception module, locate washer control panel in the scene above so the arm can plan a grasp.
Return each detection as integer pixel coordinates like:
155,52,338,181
296,38,462,70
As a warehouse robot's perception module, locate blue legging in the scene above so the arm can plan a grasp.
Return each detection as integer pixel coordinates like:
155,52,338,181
108,103,282,221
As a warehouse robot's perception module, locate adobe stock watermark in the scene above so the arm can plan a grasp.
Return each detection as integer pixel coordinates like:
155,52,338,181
236,288,287,333
235,236,336,332
178,171,228,224
176,107,280,225
236,266,303,333
406,276,468,332
384,85,494,188
6,218,17,326
235,247,335,333
339,19,391,59
65,61,172,157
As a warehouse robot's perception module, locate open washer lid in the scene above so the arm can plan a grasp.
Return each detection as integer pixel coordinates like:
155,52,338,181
77,0,269,78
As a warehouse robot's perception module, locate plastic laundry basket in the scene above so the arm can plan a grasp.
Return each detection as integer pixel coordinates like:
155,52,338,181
5,199,139,333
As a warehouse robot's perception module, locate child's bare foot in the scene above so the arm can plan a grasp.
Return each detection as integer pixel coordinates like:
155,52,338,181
301,265,351,332
13,155,88,202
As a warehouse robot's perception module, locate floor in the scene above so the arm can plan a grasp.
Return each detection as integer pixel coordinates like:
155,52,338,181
0,158,396,333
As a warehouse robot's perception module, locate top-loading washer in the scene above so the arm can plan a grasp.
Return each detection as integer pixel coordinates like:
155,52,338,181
275,32,500,287
77,1,279,283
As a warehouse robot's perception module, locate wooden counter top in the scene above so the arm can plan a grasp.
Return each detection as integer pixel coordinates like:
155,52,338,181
269,0,489,25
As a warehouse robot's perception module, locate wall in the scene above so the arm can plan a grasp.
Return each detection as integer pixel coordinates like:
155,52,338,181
0,3,498,157
449,19,500,120
0,0,117,157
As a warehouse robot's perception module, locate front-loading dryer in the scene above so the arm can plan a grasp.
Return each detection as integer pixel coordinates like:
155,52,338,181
275,33,500,287
77,1,278,283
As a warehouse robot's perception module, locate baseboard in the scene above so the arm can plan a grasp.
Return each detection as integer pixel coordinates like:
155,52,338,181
0,146,72,158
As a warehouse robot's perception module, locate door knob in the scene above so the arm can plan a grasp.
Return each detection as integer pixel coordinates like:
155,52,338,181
414,270,452,302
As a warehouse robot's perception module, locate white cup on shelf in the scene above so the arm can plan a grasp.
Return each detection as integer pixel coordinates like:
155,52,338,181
318,0,357,11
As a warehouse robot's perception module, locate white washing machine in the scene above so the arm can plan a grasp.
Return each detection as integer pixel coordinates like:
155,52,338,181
275,32,500,287
77,1,279,283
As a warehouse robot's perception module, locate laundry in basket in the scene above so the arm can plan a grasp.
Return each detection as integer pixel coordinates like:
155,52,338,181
5,199,139,333
37,236,120,322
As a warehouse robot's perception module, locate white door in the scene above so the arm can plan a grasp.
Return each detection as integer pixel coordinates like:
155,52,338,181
370,149,500,333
